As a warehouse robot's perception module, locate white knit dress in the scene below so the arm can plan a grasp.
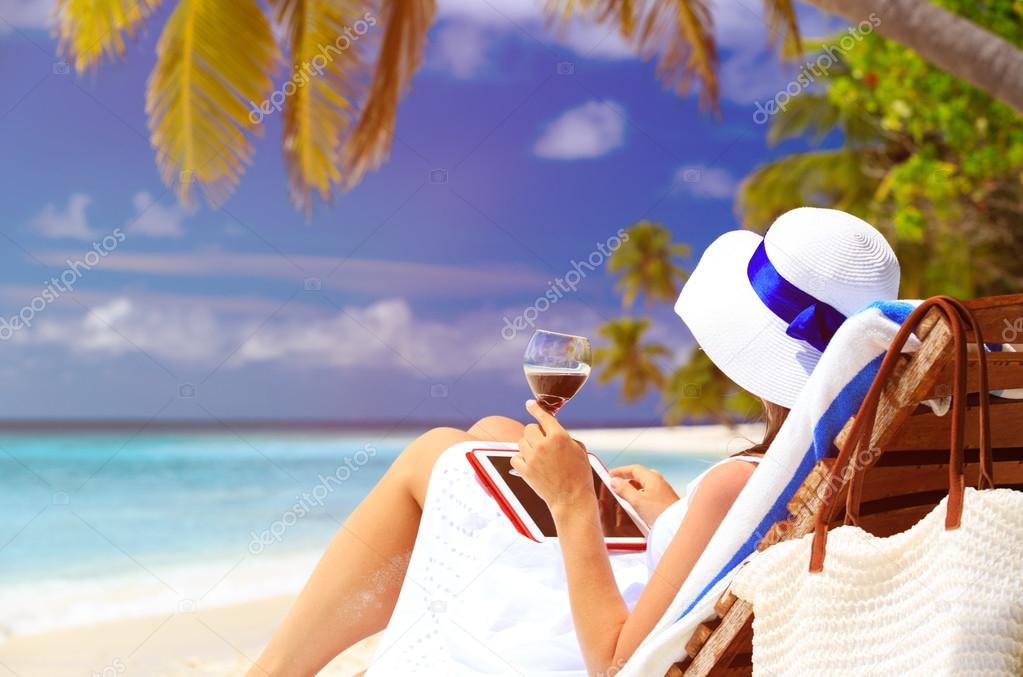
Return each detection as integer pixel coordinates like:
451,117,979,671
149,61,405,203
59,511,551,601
365,447,761,676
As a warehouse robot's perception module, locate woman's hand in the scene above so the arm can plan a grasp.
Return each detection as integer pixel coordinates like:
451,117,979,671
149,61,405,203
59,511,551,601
608,465,680,526
511,400,594,510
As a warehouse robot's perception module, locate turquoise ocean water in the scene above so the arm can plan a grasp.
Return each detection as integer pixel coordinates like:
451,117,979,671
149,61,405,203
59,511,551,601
0,431,720,640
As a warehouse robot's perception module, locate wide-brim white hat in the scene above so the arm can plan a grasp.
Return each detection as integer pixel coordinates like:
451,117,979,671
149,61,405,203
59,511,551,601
675,207,900,408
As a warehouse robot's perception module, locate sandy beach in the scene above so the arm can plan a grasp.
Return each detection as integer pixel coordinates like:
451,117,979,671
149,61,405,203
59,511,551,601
0,424,761,676
0,595,380,676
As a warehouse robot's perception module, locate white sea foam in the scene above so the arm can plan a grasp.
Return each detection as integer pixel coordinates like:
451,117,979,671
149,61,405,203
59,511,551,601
0,549,323,641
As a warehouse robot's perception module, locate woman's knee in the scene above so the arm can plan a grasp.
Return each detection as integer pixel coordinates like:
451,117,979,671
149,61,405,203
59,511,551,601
392,427,474,500
400,427,472,466
466,416,524,442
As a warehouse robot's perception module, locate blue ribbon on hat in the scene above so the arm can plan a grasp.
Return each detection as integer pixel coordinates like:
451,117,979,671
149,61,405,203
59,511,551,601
747,241,846,352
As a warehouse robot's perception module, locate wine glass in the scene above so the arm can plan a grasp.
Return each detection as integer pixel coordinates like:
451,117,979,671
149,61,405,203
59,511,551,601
523,330,592,415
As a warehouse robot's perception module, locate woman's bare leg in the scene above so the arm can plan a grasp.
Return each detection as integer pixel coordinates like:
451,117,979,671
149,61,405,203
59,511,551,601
250,417,524,676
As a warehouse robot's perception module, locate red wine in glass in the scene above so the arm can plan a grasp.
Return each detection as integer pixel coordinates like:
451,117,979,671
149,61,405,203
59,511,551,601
523,330,592,415
524,369,588,414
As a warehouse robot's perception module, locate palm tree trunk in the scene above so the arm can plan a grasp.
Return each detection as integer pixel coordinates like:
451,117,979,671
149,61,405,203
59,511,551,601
803,0,1023,114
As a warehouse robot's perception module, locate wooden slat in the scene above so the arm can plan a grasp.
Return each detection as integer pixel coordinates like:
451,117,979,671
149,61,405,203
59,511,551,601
708,618,753,677
725,652,753,669
886,398,1023,451
853,483,1023,537
964,294,1023,341
679,598,754,676
714,590,737,617
833,306,955,452
685,619,721,658
856,456,1023,504
924,353,1023,398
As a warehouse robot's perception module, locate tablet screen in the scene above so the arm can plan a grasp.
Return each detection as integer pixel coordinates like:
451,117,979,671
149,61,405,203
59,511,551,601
488,454,644,539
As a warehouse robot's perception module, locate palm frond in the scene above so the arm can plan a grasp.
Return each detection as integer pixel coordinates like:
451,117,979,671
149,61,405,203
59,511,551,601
271,0,369,213
55,0,161,73
637,0,719,108
146,0,279,207
344,0,435,186
615,0,638,37
762,0,801,55
607,220,689,308
737,149,877,230
547,0,719,109
766,92,840,146
593,316,668,402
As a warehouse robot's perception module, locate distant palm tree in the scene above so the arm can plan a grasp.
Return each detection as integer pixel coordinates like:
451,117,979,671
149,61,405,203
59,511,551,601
592,317,669,402
662,347,761,425
607,221,690,308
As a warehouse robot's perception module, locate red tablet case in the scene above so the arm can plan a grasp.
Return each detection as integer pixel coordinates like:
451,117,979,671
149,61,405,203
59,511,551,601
466,447,646,550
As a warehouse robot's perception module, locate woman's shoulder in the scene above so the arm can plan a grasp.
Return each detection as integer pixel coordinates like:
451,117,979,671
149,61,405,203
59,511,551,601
680,456,759,506
695,457,758,498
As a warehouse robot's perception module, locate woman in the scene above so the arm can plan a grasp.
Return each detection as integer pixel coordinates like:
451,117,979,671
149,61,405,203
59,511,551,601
251,207,901,676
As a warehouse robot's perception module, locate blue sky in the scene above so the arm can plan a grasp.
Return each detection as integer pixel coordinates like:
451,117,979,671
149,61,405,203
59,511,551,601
0,0,840,425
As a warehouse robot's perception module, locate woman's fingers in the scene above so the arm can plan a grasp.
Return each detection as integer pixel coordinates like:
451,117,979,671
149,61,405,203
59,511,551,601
525,399,563,435
522,423,544,447
610,465,661,489
609,465,643,480
609,476,642,503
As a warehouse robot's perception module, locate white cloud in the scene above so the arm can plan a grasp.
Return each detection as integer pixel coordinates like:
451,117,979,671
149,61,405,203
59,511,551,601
30,193,99,240
437,0,543,26
533,100,626,160
672,164,739,200
0,0,54,33
554,20,634,59
231,298,518,374
431,0,633,79
25,293,535,378
713,0,847,104
433,22,490,80
127,191,186,238
34,296,237,364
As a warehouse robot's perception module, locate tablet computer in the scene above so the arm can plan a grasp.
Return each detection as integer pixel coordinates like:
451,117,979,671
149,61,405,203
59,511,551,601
467,448,648,549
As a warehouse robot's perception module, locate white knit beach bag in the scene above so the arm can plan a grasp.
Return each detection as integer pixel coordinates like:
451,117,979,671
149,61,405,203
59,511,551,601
733,297,1023,676
732,488,1023,675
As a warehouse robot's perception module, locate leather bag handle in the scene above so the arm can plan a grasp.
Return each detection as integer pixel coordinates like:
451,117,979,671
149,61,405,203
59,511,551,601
843,297,995,527
809,297,993,573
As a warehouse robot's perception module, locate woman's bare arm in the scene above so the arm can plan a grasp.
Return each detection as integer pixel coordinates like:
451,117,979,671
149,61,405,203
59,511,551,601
515,401,757,675
552,460,755,674
608,461,755,666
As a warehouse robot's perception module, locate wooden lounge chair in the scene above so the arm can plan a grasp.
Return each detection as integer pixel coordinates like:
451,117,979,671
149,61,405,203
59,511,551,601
669,293,1023,677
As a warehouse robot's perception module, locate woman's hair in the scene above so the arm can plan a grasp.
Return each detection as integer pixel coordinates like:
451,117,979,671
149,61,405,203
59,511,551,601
735,399,789,457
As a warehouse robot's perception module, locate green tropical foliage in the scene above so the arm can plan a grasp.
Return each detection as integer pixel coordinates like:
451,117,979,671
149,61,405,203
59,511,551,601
595,220,761,424
592,317,670,403
739,0,1023,298
606,221,691,308
662,347,762,425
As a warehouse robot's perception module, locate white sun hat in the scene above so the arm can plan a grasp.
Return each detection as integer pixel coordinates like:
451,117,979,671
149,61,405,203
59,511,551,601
675,207,901,408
